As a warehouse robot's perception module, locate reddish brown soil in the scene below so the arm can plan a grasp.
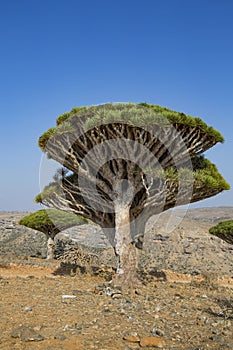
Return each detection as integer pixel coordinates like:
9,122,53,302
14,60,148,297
1,258,233,350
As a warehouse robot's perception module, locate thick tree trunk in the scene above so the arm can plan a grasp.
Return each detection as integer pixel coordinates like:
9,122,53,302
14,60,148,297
46,236,55,260
114,203,139,288
130,217,147,271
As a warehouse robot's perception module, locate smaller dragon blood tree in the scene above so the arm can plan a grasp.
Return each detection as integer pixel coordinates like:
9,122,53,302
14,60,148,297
19,209,87,259
209,220,233,245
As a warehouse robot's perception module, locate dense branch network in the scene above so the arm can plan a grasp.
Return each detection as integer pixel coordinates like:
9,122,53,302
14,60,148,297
36,103,230,285
36,103,229,238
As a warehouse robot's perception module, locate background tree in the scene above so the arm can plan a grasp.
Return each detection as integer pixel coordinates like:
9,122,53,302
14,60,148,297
19,209,87,259
209,220,233,245
36,103,230,286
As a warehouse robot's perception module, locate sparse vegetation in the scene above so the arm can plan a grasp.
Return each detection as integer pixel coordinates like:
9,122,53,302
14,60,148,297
209,220,233,245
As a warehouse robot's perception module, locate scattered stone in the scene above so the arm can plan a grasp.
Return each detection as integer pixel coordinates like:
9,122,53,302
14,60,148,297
111,292,123,299
63,324,74,331
54,333,66,341
94,283,123,298
140,336,165,348
71,329,82,335
62,323,82,332
33,325,43,332
201,294,208,299
24,306,33,312
103,307,111,312
197,315,207,322
151,328,164,337
11,326,44,342
62,294,77,299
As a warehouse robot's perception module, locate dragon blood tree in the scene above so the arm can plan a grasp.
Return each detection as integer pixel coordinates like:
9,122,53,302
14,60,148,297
209,220,233,245
19,209,87,259
36,103,230,286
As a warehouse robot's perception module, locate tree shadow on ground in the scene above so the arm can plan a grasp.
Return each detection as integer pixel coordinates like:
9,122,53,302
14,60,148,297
52,263,167,284
52,262,85,276
148,268,167,281
52,262,114,281
138,267,167,283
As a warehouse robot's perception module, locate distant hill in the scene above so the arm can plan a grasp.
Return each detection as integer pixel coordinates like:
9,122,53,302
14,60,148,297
172,206,233,224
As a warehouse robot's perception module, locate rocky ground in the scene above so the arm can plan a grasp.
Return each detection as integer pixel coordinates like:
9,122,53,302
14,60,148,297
1,207,233,275
1,258,233,350
0,207,233,349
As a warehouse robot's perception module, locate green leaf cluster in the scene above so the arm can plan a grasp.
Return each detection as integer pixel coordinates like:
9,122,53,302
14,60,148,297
38,103,224,152
150,156,230,191
19,209,87,236
84,103,170,129
56,106,87,125
158,167,193,182
194,158,230,190
138,103,224,142
38,127,56,151
209,220,233,245
34,182,57,203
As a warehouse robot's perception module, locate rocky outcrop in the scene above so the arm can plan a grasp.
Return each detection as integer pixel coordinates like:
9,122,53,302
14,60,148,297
0,212,47,258
142,208,233,275
0,207,232,276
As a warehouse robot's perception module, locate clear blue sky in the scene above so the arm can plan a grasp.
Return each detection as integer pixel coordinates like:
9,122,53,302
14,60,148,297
0,0,232,211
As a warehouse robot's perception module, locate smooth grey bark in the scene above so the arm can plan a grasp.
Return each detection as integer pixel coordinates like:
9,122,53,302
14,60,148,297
46,236,55,260
112,180,140,286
